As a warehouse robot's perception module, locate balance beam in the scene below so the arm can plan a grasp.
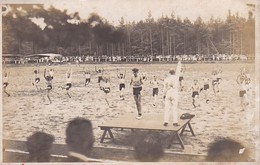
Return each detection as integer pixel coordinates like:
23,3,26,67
98,113,195,149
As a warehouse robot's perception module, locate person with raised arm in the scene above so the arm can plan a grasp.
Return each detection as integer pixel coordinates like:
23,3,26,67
95,66,104,88
32,66,41,90
59,69,72,98
117,69,126,100
163,60,181,126
202,72,210,103
83,67,91,86
150,75,159,107
3,68,11,97
44,69,53,104
191,79,201,108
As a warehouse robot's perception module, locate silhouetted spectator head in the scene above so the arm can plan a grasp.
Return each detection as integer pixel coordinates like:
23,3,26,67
134,133,164,162
26,131,54,162
207,137,250,162
66,118,94,156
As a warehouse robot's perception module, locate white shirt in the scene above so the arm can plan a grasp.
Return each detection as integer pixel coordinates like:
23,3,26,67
212,74,217,80
192,84,200,92
3,76,8,83
103,82,110,88
141,72,146,77
103,73,110,81
131,75,142,87
66,73,72,83
97,72,102,77
245,83,252,91
163,74,178,96
203,77,210,85
119,78,125,84
46,79,52,86
179,70,184,77
34,73,40,79
217,72,221,78
49,70,54,77
240,81,246,91
85,73,91,79
151,80,159,88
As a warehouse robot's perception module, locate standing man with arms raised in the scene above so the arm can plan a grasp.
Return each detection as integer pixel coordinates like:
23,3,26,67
44,69,53,104
163,61,181,126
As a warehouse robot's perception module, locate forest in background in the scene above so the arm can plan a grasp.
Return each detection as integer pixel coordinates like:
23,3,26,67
2,4,255,58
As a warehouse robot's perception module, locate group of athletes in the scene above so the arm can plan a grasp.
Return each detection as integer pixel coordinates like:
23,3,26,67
3,61,252,123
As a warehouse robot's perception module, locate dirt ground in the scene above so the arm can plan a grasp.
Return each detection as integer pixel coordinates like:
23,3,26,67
2,62,258,161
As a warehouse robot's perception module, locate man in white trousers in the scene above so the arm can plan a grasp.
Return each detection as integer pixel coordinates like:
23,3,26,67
163,61,181,126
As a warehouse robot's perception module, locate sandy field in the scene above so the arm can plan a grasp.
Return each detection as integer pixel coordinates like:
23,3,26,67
2,62,258,160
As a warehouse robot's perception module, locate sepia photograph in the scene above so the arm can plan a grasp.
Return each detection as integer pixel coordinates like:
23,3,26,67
1,0,259,163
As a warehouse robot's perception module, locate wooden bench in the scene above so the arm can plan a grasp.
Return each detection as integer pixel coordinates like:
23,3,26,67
3,139,207,162
98,113,195,149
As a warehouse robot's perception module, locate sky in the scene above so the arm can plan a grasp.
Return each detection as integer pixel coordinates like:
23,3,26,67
2,0,256,28
44,0,255,24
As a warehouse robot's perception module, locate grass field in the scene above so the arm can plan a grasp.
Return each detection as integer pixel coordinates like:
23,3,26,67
2,62,257,160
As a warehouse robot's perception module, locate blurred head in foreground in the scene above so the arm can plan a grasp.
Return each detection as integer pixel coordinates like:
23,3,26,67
26,131,54,162
207,137,249,162
134,133,164,162
66,118,94,156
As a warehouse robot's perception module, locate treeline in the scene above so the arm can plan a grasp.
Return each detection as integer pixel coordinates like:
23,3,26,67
2,4,255,58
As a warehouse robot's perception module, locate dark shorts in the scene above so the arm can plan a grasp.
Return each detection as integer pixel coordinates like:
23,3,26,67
3,82,8,87
133,87,142,96
142,76,146,80
179,76,184,81
192,91,199,98
153,88,159,96
35,78,40,83
47,85,52,90
212,80,218,86
66,83,72,90
98,76,102,83
85,78,91,83
104,87,110,93
51,76,54,80
204,84,209,90
239,90,246,97
119,83,125,91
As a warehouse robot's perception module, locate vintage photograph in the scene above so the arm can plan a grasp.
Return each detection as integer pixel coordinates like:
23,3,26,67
1,0,259,163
